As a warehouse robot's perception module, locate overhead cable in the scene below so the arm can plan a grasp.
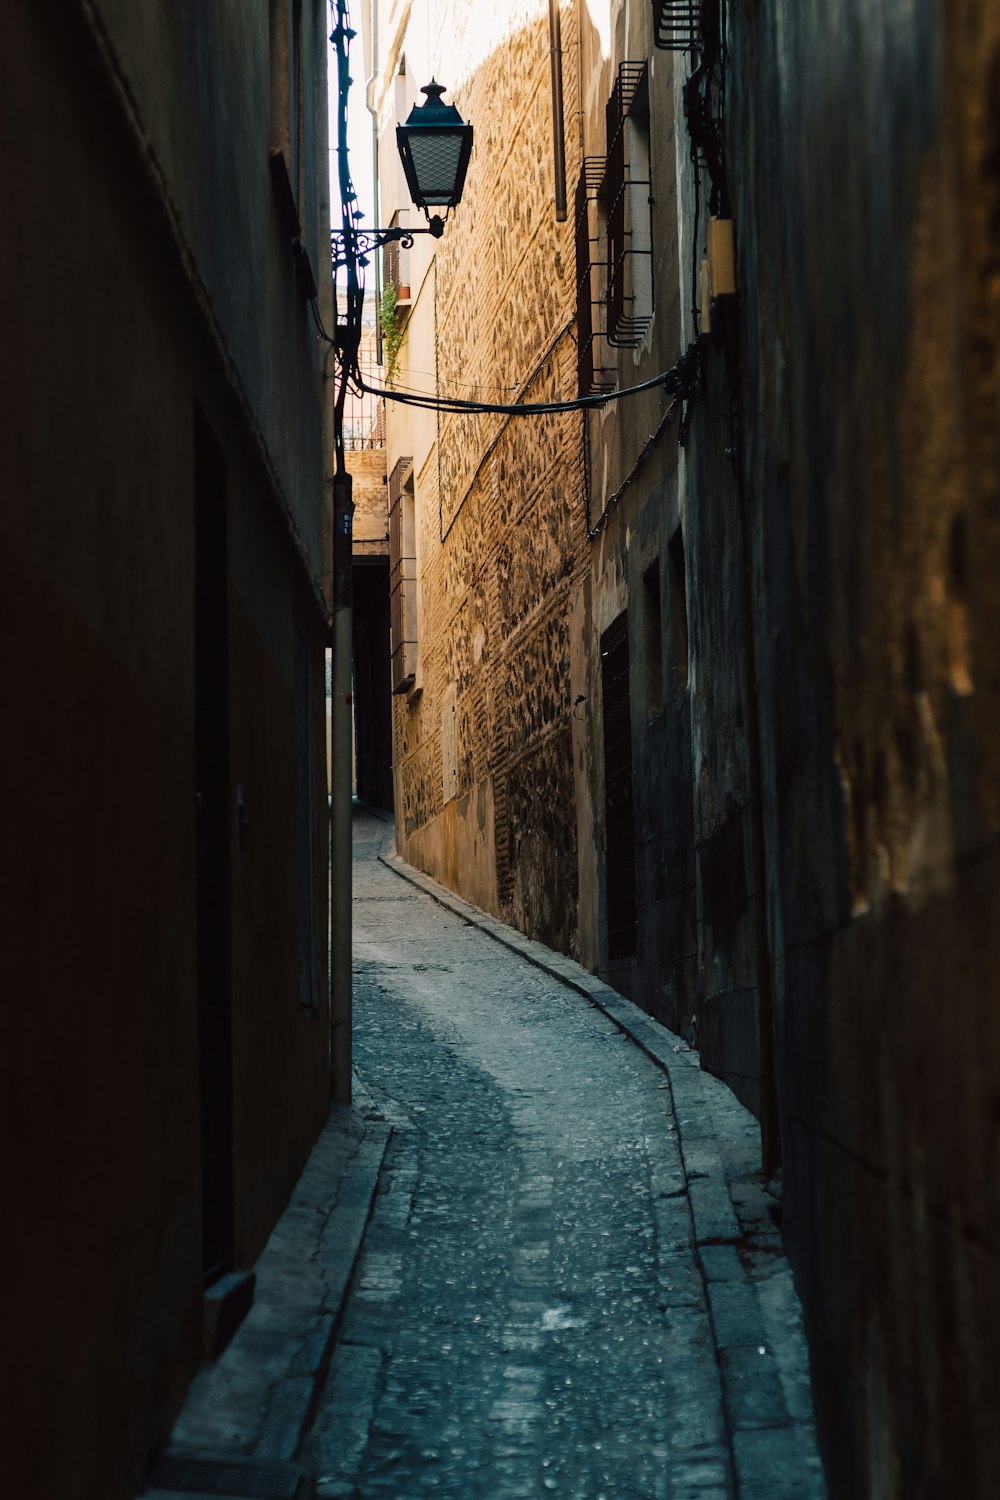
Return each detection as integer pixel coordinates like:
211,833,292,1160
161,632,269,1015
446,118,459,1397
356,343,703,417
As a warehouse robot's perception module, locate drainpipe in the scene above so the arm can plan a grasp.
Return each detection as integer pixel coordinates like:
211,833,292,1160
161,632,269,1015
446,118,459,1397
329,1,362,1108
548,0,567,221
366,0,383,361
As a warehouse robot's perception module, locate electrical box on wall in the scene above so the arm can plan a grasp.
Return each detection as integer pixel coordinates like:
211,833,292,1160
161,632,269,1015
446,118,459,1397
707,216,736,297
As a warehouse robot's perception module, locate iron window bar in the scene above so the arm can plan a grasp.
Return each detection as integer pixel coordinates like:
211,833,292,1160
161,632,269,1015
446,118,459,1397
383,237,401,294
602,63,653,349
652,0,701,52
611,60,650,125
581,155,607,196
342,392,385,451
574,159,615,397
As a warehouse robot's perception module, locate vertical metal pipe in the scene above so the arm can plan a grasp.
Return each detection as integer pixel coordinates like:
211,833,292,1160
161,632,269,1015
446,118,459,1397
548,0,567,221
330,1,358,1106
366,0,383,363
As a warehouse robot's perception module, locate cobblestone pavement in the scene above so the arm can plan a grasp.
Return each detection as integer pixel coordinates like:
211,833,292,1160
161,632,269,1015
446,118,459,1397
300,809,826,1500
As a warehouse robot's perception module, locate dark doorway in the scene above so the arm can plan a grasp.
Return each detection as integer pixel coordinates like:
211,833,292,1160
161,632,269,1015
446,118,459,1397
601,612,637,960
193,405,234,1286
353,561,393,812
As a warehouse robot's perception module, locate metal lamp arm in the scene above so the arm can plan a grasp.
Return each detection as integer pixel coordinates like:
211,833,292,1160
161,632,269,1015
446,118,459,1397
330,218,445,269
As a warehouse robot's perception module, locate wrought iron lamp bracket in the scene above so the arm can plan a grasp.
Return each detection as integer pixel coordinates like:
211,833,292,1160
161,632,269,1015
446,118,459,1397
330,218,445,270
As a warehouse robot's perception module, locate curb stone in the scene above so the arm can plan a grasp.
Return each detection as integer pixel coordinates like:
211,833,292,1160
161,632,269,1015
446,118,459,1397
378,848,826,1499
139,1079,391,1500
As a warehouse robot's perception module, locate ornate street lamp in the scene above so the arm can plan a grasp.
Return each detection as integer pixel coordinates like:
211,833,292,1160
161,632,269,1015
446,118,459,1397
330,79,472,266
396,81,474,227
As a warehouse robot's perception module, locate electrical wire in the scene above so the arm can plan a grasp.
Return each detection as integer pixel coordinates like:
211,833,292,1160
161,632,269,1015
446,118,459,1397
321,5,709,449
357,352,701,417
309,294,334,344
330,0,366,467
588,399,678,538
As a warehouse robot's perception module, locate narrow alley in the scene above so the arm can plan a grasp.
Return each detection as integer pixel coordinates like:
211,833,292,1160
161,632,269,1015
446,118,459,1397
8,5,1000,1498
145,807,825,1500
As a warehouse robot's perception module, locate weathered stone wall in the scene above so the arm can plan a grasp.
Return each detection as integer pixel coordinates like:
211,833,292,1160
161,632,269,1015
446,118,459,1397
384,0,742,1085
381,2,1000,1487
721,1,1000,1493
572,6,710,1079
349,447,389,558
389,1,591,954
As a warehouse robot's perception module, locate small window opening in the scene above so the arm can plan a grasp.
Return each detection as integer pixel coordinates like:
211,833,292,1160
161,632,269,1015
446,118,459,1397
602,62,653,348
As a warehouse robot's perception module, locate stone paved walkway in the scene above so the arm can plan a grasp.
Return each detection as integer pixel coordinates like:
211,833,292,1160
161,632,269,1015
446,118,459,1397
301,809,825,1500
143,804,825,1500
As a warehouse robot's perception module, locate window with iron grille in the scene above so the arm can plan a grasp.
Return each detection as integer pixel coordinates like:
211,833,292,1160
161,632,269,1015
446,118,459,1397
601,62,653,348
652,0,701,51
388,456,417,694
382,211,412,305
574,157,615,397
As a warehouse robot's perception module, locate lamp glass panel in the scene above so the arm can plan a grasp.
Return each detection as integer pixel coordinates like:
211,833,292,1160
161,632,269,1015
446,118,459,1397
407,133,466,204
